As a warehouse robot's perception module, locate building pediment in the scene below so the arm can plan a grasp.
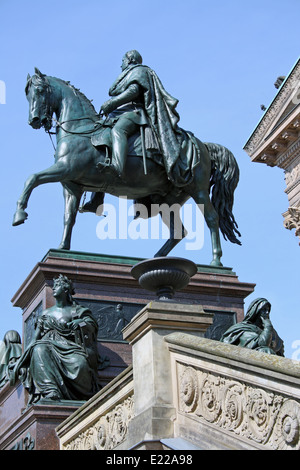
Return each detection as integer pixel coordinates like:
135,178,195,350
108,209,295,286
244,57,300,243
244,57,300,168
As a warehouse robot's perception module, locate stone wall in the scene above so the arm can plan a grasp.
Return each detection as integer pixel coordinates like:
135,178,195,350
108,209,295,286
57,366,134,450
167,332,300,450
57,302,300,451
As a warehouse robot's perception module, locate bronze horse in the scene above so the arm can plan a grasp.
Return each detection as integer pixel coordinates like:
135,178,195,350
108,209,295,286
12,68,241,266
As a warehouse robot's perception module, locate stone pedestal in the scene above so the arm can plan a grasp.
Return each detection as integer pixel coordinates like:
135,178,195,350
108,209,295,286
12,249,255,353
0,381,81,450
57,304,300,451
2,249,254,450
10,249,255,388
121,301,213,448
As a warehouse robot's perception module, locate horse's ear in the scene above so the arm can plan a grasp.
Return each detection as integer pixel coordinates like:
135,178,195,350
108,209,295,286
27,73,31,81
34,67,45,78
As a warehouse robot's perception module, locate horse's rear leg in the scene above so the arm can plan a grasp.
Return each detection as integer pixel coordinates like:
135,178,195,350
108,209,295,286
12,163,67,226
154,201,188,258
192,190,223,266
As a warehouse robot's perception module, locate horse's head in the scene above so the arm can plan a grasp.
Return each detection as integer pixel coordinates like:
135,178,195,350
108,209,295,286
25,68,53,131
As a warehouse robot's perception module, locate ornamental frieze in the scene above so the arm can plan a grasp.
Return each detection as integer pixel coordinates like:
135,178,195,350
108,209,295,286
285,159,300,188
63,395,134,450
177,363,300,450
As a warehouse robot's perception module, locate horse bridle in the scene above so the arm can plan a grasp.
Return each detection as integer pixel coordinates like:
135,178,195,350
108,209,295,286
33,77,103,150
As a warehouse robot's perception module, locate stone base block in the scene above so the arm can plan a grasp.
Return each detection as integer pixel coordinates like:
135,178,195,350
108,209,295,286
120,405,176,450
0,382,81,450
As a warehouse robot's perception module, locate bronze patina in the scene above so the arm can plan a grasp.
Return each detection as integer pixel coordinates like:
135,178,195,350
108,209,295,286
10,275,101,404
221,298,285,356
0,330,22,389
12,51,241,266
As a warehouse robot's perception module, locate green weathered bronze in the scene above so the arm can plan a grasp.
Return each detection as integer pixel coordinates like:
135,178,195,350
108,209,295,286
220,298,284,356
12,51,241,266
0,330,22,389
10,275,101,404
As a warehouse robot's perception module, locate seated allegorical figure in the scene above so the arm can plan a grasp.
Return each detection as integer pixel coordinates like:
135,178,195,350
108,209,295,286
220,297,284,356
0,330,22,389
10,275,102,405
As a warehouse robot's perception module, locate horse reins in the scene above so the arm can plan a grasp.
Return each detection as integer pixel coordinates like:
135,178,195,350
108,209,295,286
46,116,103,152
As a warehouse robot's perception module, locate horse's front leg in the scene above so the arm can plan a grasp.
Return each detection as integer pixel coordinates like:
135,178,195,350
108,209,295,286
12,162,67,226
58,183,83,250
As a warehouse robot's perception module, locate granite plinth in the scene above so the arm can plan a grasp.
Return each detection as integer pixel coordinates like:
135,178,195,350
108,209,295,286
11,249,255,352
0,381,81,450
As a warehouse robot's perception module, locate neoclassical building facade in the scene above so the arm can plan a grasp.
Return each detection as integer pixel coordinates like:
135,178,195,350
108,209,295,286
244,57,300,243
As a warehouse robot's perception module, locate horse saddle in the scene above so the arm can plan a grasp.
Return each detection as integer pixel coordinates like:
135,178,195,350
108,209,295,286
91,125,112,150
91,122,162,161
90,122,201,187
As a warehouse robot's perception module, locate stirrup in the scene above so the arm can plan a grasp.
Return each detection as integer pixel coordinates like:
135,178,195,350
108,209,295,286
96,158,111,171
96,160,122,178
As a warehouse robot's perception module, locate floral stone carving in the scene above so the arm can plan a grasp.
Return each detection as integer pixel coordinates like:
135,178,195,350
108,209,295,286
177,363,300,450
64,396,134,450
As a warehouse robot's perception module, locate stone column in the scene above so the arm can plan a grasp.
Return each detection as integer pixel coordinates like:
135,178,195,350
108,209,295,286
122,300,213,449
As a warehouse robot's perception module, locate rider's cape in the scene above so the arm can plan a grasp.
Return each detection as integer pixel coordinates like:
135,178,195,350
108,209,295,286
108,64,201,186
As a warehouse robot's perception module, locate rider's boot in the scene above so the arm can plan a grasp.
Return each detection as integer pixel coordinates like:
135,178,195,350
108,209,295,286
96,119,137,179
112,132,126,174
96,139,125,178
79,192,104,214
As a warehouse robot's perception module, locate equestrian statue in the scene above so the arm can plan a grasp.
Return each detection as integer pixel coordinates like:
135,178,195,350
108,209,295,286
12,50,241,266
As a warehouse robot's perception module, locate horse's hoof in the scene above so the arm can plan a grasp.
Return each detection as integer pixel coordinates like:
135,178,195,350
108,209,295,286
210,259,223,267
57,244,70,250
78,201,97,214
12,210,28,226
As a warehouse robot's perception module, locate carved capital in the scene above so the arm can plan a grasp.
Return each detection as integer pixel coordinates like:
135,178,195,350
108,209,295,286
283,206,300,241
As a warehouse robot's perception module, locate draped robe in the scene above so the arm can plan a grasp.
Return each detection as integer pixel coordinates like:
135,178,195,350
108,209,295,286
11,305,100,402
108,64,201,186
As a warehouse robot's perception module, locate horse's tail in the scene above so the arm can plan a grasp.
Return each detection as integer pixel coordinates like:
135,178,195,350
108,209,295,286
205,142,241,245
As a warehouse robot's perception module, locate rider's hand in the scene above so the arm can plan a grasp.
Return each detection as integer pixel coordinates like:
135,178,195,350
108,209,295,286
101,100,114,115
261,314,272,328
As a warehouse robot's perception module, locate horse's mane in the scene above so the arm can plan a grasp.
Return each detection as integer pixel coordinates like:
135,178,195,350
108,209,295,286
56,77,98,115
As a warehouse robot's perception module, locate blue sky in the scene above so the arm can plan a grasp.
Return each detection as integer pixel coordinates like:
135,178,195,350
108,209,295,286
0,0,299,358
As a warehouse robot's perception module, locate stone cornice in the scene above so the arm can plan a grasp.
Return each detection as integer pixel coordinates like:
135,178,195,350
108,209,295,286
166,332,300,381
244,58,300,158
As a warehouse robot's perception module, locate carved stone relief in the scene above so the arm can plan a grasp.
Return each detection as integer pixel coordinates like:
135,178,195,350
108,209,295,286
63,395,134,450
177,363,300,450
77,300,144,341
10,432,35,450
285,159,300,189
24,302,43,347
24,299,144,345
204,310,236,341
